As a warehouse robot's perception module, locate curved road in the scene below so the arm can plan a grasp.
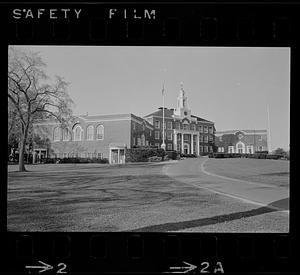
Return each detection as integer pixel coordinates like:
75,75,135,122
164,158,289,212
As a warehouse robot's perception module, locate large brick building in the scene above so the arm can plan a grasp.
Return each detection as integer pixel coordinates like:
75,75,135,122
33,113,154,164
144,84,215,155
215,129,268,154
32,84,216,163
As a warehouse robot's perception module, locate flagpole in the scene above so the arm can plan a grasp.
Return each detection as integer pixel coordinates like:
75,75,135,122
161,83,166,150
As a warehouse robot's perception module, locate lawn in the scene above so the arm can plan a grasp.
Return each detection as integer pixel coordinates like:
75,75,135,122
204,158,289,188
7,160,289,232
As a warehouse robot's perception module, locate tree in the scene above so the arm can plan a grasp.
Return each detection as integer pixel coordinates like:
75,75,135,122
272,147,286,156
8,47,74,171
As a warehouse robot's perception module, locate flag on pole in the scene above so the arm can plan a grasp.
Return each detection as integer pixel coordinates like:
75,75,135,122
162,84,165,96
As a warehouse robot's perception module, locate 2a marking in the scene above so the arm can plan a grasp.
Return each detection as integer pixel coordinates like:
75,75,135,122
200,262,224,273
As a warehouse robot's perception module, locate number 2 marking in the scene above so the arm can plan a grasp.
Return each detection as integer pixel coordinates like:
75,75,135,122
57,263,67,273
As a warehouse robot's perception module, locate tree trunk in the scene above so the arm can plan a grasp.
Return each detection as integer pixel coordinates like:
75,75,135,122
18,136,27,171
18,124,29,172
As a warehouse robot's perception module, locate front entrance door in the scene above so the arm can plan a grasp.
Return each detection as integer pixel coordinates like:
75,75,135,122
111,149,119,164
109,147,126,164
184,144,189,154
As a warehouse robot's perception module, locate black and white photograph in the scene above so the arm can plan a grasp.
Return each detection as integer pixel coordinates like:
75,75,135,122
7,46,290,232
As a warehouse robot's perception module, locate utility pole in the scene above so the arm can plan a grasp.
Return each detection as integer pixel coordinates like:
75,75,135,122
267,104,272,153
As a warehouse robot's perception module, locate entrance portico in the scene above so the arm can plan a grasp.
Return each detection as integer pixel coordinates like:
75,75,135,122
174,130,200,155
109,143,126,164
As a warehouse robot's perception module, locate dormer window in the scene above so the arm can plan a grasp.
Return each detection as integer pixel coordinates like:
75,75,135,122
184,111,187,116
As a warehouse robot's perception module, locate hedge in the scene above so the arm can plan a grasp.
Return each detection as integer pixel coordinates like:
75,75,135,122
126,148,167,162
43,157,109,164
210,153,281,160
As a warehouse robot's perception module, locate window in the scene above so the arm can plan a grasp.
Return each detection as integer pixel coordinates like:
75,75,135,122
133,122,136,130
200,135,204,142
132,137,136,146
155,131,160,139
183,124,189,130
155,120,160,129
219,136,222,142
96,125,104,140
73,125,83,141
176,122,180,129
155,143,160,148
209,126,213,134
191,124,196,131
209,135,213,141
204,136,208,143
98,153,103,159
218,147,224,153
63,153,68,158
53,127,61,141
167,132,172,140
141,134,145,146
247,146,253,154
137,137,141,146
86,125,94,140
204,146,208,152
199,125,203,133
200,146,203,152
204,126,208,133
167,143,172,151
228,146,234,153
167,121,172,130
210,146,213,152
62,128,71,141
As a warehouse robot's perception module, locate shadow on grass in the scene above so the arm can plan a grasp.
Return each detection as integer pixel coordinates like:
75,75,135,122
130,198,289,232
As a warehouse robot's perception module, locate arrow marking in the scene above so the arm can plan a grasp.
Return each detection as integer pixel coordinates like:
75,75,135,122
168,261,197,273
25,261,53,273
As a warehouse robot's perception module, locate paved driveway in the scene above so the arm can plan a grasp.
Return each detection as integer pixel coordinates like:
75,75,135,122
165,158,289,212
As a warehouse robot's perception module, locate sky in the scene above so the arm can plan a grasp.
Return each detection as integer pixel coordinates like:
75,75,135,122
13,46,290,151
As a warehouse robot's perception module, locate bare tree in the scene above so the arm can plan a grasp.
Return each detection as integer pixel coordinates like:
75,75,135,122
8,47,74,171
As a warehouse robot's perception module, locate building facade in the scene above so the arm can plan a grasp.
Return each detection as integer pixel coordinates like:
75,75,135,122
33,113,154,164
32,84,216,163
144,84,216,155
215,129,268,154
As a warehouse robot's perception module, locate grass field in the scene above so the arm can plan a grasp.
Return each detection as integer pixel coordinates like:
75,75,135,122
204,158,289,188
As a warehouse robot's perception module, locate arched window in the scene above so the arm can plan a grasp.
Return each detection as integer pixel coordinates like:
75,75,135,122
53,127,61,141
96,125,104,140
62,128,71,141
86,125,94,140
73,125,83,141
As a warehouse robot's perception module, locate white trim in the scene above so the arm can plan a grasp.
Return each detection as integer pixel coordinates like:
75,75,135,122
73,125,83,141
236,141,245,153
96,125,104,140
86,125,94,140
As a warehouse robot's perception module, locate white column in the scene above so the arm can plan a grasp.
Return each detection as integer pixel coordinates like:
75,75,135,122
32,151,36,164
191,134,194,155
181,133,184,153
109,149,112,164
174,131,177,151
117,149,120,164
197,134,200,156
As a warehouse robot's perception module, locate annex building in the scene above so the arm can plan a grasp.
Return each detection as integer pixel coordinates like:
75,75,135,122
215,129,268,154
32,84,216,164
